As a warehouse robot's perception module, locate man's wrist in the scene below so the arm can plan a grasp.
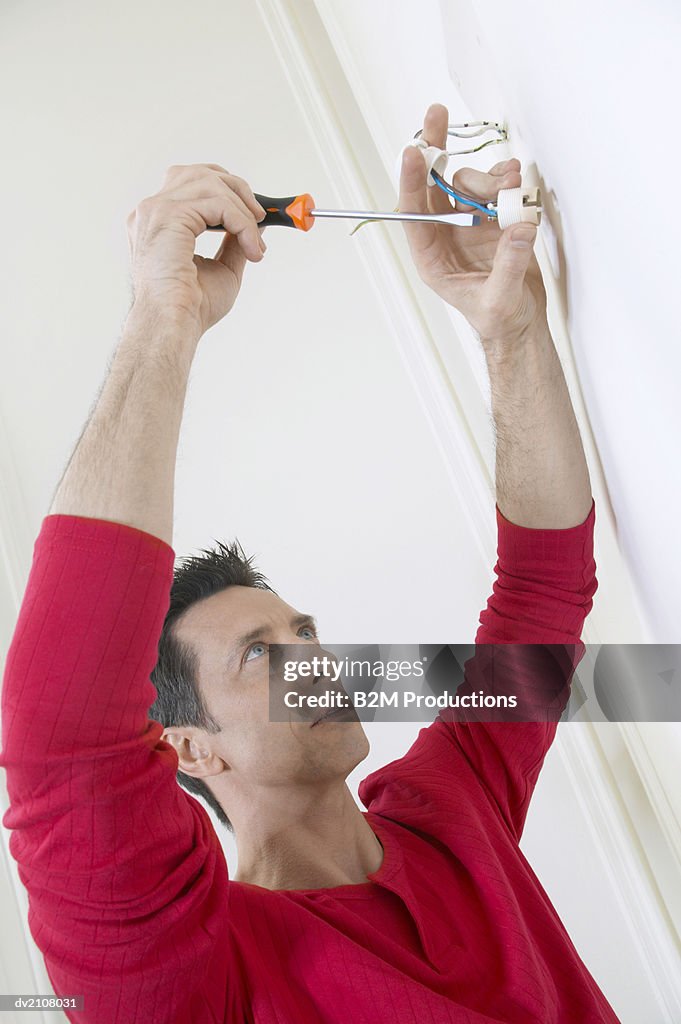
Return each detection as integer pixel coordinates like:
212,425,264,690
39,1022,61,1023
123,297,203,376
478,312,593,529
129,294,203,338
478,317,553,367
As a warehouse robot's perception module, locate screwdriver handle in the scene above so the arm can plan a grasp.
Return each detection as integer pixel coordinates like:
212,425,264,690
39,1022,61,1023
255,193,315,231
204,193,315,232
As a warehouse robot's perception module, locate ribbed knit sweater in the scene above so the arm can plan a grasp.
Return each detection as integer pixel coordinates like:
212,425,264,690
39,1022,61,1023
1,500,622,1023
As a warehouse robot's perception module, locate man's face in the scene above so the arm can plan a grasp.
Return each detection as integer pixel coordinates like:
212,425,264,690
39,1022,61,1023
172,586,369,793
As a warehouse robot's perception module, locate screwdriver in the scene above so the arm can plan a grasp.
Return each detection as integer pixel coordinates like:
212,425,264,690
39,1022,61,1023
204,193,480,232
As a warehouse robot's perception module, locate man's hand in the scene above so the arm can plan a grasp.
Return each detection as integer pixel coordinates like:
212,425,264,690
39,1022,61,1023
400,104,548,346
127,163,267,335
50,162,267,541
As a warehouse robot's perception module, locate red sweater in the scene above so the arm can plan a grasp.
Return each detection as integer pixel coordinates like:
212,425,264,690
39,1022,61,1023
0,500,622,1023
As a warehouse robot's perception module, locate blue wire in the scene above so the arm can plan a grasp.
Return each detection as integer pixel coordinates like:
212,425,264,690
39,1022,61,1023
431,170,497,218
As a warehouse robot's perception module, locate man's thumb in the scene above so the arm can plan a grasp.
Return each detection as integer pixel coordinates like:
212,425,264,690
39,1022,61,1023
485,224,537,307
215,230,247,278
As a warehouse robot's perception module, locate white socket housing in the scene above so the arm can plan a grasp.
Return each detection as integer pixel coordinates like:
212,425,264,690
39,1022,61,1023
396,141,449,187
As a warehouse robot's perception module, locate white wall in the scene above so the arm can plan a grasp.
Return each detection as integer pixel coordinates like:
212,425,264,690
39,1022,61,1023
313,0,681,642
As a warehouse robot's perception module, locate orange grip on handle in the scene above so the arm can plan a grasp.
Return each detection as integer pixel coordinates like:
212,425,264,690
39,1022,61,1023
255,193,315,231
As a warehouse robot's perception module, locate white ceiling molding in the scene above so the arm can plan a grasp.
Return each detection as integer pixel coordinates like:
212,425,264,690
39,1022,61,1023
559,723,681,1021
619,723,681,918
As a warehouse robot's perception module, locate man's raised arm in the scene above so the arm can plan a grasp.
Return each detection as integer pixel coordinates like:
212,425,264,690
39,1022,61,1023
398,104,597,840
49,163,267,540
1,164,266,1022
453,322,598,840
399,103,592,529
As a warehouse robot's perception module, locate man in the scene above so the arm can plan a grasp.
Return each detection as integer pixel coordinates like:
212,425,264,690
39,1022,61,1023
0,104,619,1022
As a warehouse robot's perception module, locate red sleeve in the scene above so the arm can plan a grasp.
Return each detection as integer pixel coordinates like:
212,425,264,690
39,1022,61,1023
0,515,228,1022
476,499,598,645
438,499,598,840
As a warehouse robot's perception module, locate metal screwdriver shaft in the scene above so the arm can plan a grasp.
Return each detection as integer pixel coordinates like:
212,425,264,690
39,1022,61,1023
204,193,482,233
309,208,479,227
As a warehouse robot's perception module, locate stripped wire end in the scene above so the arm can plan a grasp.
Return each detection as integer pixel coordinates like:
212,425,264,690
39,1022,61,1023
349,206,401,236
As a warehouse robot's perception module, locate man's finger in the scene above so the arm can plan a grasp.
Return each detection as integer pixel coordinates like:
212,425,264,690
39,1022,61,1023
421,103,449,150
214,231,248,280
428,178,456,215
213,171,266,222
398,146,437,253
399,145,428,212
183,194,263,261
488,157,521,177
420,104,452,214
451,165,522,208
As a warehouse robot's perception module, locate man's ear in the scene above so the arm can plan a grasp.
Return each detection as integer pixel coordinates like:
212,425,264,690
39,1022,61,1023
162,729,228,779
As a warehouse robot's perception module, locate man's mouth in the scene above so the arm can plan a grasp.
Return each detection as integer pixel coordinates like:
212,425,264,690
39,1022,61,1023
310,703,357,727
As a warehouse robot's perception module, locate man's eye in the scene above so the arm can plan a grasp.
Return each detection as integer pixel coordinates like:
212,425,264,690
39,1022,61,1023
245,642,267,662
299,626,317,640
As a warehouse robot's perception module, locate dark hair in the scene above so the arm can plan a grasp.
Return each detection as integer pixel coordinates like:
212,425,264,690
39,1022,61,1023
150,539,274,831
